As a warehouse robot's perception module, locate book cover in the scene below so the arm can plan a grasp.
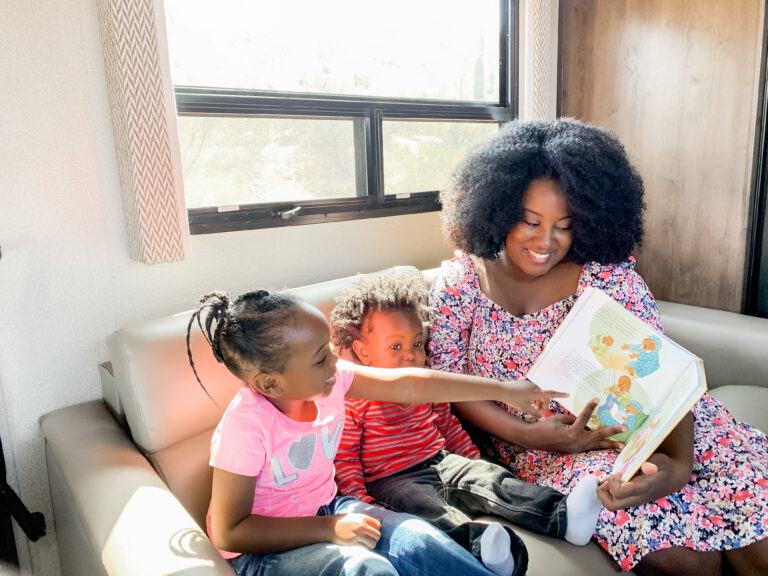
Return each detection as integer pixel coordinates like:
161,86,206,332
526,287,707,481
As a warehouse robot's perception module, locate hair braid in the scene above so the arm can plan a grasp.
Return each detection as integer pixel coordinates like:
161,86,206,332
187,288,304,401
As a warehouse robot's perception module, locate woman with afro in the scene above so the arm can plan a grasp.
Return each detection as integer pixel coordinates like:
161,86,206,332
427,118,768,575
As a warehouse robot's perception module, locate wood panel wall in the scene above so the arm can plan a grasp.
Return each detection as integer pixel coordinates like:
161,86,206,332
559,0,763,311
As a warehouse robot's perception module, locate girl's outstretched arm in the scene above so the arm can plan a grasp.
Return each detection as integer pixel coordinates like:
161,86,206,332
346,365,566,419
209,468,382,553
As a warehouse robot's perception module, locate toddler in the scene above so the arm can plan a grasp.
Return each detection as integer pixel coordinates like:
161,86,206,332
331,271,605,571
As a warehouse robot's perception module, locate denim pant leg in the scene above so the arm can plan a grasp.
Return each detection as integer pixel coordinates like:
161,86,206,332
334,495,495,576
433,452,568,539
230,541,398,576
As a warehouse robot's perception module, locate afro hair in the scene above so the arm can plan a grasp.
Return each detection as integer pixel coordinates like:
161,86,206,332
440,118,645,264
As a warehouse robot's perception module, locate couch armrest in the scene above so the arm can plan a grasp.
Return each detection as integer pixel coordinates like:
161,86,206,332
41,401,233,576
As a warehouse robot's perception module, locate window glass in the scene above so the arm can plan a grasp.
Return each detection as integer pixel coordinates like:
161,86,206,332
383,120,499,196
164,0,514,232
165,0,500,102
178,116,358,208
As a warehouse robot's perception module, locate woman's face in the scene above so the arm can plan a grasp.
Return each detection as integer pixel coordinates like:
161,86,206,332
502,178,574,279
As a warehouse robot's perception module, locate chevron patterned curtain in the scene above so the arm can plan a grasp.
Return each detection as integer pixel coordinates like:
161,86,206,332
521,0,558,121
97,0,190,264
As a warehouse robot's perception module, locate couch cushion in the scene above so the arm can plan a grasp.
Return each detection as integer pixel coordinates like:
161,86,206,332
108,311,244,529
108,313,242,456
41,401,232,576
708,385,768,434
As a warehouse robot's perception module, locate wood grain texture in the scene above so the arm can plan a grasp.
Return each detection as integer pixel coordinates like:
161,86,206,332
559,0,762,311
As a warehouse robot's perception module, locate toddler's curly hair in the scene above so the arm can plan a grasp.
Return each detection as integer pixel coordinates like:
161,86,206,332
330,269,432,358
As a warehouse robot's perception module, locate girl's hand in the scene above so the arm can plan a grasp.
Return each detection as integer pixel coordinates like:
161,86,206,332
598,455,688,510
522,399,626,452
501,380,569,419
330,513,382,549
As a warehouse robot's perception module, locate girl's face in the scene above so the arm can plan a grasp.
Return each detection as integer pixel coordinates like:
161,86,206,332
355,310,426,369
502,178,574,279
274,304,339,401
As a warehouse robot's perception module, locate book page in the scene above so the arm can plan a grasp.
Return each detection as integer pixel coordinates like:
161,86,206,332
611,359,706,482
527,287,696,441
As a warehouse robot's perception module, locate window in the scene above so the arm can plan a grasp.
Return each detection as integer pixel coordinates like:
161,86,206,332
164,0,517,233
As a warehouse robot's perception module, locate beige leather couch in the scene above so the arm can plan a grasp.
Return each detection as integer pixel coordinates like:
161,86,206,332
40,266,768,576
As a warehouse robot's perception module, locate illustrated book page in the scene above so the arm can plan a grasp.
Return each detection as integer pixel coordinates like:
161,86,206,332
526,287,707,481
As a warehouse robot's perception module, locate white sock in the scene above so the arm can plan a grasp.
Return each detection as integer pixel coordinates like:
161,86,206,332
479,521,516,576
564,475,602,546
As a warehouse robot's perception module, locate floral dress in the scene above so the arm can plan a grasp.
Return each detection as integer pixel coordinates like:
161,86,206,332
427,252,768,571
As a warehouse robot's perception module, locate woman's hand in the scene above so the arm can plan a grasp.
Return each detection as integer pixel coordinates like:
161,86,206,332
598,413,694,510
329,513,382,549
499,380,569,419
597,454,689,510
521,399,625,452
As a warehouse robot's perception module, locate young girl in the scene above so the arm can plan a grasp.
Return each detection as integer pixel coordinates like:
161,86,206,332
187,288,563,576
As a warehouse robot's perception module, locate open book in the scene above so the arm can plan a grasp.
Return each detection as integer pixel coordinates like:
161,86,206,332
526,287,707,482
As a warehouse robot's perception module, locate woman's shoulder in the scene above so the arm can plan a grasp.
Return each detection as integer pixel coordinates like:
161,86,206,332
580,258,647,292
433,251,480,287
430,251,483,303
579,258,661,328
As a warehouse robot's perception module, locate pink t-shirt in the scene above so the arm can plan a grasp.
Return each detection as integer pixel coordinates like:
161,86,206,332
208,360,355,556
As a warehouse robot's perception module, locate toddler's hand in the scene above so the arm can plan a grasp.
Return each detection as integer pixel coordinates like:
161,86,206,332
330,513,382,549
502,380,568,419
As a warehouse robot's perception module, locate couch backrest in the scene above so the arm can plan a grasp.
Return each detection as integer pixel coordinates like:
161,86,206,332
657,300,768,390
107,266,419,529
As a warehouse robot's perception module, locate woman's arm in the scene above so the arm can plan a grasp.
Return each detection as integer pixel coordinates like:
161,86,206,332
346,364,562,418
454,398,625,453
209,468,382,553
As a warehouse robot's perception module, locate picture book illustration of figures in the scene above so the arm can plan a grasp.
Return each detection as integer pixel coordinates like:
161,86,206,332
526,287,707,481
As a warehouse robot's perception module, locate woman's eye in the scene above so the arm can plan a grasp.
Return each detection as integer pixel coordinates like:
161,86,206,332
523,220,539,228
316,354,327,366
555,224,573,231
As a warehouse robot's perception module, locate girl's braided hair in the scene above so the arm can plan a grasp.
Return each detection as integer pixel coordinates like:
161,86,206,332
186,289,303,397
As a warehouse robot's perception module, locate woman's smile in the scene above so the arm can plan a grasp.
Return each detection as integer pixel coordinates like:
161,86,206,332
525,248,554,264
503,178,574,279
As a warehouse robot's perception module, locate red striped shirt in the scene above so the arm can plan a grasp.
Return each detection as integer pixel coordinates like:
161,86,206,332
334,400,480,503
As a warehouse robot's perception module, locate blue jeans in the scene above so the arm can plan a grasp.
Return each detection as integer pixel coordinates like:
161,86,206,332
230,495,497,576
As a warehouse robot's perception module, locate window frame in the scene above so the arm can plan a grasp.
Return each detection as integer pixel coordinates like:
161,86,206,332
174,0,518,234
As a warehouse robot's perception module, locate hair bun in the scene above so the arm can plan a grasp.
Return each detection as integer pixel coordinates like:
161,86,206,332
244,289,270,300
199,291,230,314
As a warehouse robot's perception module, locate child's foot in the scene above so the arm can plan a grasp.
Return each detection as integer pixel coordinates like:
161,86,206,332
564,475,602,546
480,521,516,576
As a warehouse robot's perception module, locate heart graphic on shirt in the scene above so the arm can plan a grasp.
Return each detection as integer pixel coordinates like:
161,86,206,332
288,434,316,471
